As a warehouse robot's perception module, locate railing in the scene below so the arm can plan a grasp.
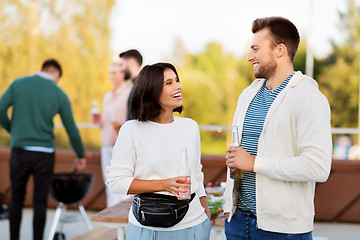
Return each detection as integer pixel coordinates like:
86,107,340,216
54,122,360,135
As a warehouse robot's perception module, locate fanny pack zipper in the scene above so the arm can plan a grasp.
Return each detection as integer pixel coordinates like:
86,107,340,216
141,211,145,221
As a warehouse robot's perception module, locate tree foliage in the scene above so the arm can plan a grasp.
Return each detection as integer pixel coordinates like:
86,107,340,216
180,43,252,125
176,43,253,153
0,0,115,148
1,0,360,152
317,0,360,128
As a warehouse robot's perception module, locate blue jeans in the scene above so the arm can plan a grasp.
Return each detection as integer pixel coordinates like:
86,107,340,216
225,209,313,240
126,218,211,240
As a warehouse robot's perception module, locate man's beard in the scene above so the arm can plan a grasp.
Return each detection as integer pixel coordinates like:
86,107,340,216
254,60,277,80
123,68,131,80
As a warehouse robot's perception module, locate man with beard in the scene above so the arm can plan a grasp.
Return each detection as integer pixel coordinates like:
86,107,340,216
223,17,332,239
119,49,143,120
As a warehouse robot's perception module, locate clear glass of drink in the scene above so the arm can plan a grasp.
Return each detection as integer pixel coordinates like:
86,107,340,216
177,148,191,199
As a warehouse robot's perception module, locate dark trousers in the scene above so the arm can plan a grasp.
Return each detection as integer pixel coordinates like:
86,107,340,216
9,148,55,240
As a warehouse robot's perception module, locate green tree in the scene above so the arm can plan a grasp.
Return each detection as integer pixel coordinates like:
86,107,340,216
0,0,115,148
317,0,360,128
293,41,326,81
180,43,252,125
177,43,253,153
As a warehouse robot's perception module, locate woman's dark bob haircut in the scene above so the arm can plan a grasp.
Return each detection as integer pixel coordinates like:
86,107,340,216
130,62,183,121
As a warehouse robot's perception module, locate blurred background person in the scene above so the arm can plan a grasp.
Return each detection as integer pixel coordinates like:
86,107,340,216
0,59,86,240
348,143,360,160
118,49,143,120
92,61,132,207
333,135,352,160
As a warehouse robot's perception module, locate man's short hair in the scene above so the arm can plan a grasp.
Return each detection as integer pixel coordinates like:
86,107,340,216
119,49,143,66
252,17,300,62
41,59,62,77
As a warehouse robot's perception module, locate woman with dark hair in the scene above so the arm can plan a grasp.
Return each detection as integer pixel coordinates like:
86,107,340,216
106,63,211,239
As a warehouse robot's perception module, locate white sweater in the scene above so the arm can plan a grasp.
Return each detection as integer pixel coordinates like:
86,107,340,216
223,71,332,233
106,116,208,231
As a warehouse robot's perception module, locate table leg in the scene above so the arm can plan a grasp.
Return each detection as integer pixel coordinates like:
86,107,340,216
117,226,125,240
210,225,226,240
102,222,127,240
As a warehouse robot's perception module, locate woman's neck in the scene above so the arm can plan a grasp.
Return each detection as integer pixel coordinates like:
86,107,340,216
153,109,174,124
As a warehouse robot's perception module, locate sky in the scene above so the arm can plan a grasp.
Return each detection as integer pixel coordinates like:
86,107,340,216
109,0,351,64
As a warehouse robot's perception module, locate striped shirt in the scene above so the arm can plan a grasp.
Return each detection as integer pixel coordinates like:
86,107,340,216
238,73,294,214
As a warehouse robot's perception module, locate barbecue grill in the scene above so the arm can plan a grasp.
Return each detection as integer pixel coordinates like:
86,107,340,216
47,172,94,240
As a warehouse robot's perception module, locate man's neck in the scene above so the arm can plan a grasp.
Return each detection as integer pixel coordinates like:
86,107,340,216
131,68,140,80
35,71,55,82
266,66,294,90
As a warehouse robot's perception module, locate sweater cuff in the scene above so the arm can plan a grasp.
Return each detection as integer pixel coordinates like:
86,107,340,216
76,152,85,159
106,176,134,195
253,156,269,175
74,142,85,158
195,181,206,197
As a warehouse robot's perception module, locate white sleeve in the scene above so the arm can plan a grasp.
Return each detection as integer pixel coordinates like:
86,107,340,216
192,123,206,197
254,91,332,182
105,122,136,194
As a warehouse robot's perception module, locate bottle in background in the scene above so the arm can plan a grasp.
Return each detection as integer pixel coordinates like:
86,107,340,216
177,148,191,200
230,126,244,179
91,100,101,125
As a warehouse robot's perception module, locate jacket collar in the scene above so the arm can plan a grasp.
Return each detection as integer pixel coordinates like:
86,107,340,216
249,71,318,90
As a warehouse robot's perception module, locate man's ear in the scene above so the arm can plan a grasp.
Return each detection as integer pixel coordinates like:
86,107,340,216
128,58,136,69
276,43,287,58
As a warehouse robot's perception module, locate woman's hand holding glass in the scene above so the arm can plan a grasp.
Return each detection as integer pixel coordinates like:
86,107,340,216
162,176,191,198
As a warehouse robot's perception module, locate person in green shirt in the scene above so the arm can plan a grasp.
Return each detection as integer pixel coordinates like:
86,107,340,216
0,59,86,240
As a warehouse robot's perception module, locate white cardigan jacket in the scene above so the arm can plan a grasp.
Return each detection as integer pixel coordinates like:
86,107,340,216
223,71,332,234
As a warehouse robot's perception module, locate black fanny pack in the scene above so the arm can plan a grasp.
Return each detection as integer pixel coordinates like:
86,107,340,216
132,192,195,228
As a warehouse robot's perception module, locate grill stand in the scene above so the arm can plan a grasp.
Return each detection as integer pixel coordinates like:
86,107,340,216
47,201,93,240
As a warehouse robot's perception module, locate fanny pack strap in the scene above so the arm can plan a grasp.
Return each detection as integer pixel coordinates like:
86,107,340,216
189,192,196,202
